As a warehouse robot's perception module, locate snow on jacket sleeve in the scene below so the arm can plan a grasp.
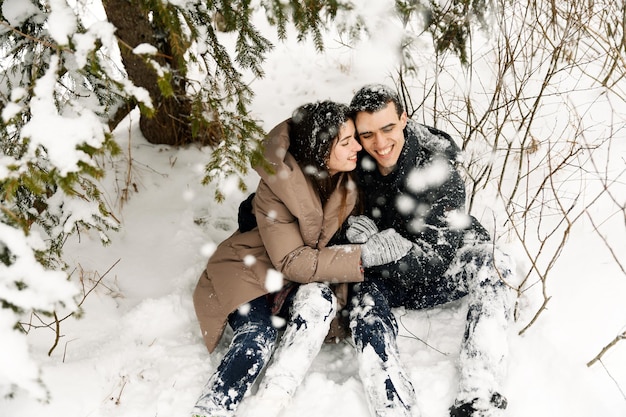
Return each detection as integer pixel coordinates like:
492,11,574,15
401,125,493,278
408,160,468,274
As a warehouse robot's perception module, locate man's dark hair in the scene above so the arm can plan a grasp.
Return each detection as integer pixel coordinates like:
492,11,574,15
350,84,404,117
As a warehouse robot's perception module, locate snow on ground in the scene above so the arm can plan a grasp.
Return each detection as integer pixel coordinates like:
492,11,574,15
3,7,626,417
4,116,626,417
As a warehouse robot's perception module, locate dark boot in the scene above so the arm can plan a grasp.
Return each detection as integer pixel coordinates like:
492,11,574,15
449,392,507,417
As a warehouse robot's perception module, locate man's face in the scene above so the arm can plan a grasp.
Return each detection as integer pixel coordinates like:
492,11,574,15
354,102,407,176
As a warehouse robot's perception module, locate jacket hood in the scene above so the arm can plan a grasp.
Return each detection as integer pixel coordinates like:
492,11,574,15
253,119,357,248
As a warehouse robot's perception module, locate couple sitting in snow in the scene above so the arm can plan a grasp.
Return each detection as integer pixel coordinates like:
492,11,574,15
191,84,516,417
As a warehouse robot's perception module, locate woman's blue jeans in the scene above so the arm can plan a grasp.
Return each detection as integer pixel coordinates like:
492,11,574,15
191,295,280,416
192,282,336,417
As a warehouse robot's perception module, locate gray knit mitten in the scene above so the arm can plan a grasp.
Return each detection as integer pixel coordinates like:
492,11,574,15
360,229,412,268
346,215,379,244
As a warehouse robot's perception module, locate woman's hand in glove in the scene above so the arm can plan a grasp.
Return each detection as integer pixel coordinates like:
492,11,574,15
346,215,378,244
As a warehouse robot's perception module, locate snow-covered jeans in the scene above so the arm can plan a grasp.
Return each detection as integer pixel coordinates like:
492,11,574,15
191,282,337,417
349,243,515,417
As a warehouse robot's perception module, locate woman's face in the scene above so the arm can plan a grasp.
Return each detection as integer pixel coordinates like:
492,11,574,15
327,119,362,176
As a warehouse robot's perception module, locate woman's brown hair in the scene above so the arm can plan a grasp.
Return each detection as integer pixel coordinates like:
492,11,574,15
289,100,356,207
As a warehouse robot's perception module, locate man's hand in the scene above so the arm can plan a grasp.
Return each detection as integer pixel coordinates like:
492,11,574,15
361,229,412,268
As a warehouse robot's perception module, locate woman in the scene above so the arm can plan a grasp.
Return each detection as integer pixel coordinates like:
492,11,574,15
191,101,412,417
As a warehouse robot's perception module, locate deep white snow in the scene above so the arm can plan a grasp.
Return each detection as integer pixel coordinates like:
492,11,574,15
2,2,625,417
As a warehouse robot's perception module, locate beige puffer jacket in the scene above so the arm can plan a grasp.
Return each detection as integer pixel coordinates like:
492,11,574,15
193,120,364,352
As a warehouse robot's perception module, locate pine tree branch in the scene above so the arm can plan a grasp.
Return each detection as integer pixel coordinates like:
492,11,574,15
0,20,68,52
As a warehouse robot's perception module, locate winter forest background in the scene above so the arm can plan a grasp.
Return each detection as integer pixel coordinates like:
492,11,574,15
1,1,625,416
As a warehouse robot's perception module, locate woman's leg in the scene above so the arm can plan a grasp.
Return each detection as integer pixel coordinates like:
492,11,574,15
192,296,277,417
246,282,337,417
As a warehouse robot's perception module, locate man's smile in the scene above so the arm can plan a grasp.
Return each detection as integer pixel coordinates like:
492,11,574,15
376,145,393,157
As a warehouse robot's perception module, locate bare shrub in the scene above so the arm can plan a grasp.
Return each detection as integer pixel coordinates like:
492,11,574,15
397,0,625,355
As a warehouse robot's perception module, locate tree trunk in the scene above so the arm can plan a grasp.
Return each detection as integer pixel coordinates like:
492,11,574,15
102,0,193,145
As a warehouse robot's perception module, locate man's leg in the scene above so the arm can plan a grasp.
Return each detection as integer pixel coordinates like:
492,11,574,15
192,296,277,417
246,282,337,417
447,243,516,417
349,280,417,417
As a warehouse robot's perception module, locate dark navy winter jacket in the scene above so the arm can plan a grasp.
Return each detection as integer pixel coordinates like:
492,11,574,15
355,120,490,306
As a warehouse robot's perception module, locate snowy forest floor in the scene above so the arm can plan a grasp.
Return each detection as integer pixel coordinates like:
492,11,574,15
3,116,625,417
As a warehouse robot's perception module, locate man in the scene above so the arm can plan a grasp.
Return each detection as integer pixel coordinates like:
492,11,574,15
345,84,515,417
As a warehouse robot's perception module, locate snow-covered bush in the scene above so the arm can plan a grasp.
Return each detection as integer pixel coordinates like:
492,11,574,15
0,0,130,398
